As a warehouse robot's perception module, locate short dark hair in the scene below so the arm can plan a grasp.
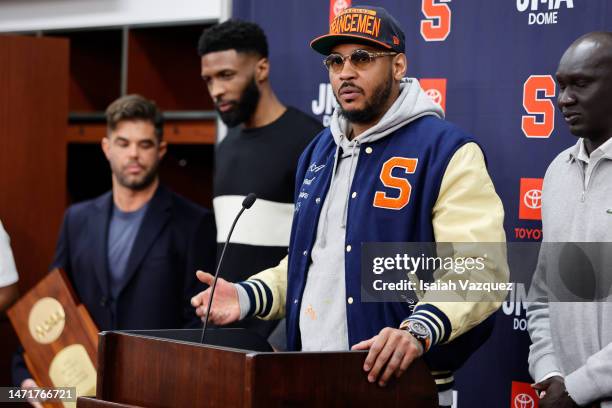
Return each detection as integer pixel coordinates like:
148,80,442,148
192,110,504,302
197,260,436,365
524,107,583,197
198,19,268,58
105,94,164,141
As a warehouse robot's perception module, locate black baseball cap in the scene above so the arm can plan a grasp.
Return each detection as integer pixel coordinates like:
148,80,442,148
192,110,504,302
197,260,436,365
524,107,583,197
310,5,405,55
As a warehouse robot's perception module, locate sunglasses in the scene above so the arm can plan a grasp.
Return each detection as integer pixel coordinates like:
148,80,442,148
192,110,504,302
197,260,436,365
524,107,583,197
323,49,397,73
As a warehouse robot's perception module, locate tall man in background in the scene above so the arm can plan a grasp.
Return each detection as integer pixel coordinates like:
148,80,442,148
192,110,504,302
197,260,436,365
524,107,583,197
198,20,322,345
528,32,612,408
193,7,508,407
14,95,217,395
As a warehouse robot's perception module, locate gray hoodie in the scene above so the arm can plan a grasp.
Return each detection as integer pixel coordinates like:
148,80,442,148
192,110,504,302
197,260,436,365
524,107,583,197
299,78,444,351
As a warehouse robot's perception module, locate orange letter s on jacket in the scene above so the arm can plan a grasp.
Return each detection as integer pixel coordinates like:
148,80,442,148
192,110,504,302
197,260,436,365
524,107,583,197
373,157,418,210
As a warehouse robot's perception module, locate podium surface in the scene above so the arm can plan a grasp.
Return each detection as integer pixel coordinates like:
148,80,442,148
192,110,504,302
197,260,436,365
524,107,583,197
79,329,437,407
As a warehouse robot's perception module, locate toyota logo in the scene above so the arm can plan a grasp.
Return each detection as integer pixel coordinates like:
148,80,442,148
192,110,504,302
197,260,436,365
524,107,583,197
514,393,535,408
333,0,349,16
523,189,542,209
425,88,443,105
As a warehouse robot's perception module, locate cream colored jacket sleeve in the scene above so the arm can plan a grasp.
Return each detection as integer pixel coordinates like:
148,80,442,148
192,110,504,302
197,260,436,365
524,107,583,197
400,142,509,345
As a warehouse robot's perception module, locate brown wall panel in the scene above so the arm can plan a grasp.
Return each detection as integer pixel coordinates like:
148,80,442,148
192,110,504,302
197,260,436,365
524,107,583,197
48,30,122,112
0,35,68,386
127,25,214,111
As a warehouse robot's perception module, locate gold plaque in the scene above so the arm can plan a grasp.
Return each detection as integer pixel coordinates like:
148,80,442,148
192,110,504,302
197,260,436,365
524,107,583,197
9,269,99,408
28,297,66,344
49,344,97,408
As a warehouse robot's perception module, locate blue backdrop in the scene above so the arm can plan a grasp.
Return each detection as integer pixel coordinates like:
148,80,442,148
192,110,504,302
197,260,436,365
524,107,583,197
233,1,612,406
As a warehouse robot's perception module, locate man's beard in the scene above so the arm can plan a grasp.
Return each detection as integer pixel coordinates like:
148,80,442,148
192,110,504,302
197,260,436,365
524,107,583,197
217,76,261,128
336,76,393,124
113,161,159,191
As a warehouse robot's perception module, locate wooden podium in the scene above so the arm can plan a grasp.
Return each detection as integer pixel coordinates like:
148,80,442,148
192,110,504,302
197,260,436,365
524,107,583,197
77,329,438,407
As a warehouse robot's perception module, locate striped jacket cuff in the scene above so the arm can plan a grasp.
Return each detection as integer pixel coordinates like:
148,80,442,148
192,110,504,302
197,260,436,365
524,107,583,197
401,304,452,347
236,279,274,318
432,371,455,391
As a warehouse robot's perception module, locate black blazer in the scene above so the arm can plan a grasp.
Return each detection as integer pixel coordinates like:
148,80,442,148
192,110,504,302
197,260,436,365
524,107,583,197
54,185,216,330
12,185,216,384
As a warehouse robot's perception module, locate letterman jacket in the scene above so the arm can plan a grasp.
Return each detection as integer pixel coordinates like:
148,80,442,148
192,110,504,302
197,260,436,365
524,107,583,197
236,79,508,389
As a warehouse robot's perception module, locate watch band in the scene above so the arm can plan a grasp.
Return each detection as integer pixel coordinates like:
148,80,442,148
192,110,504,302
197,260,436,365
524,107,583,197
401,320,432,352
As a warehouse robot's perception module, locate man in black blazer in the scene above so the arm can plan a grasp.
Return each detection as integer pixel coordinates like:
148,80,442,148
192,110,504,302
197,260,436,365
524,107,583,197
13,95,216,396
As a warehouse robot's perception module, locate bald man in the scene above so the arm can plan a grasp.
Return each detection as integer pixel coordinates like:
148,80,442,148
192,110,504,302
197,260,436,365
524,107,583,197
527,32,612,408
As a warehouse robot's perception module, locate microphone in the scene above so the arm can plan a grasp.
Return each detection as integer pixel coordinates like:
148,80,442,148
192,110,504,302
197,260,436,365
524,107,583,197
200,193,257,344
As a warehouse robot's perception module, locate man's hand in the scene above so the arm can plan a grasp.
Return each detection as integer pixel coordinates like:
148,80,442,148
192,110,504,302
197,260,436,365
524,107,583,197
532,376,579,408
0,282,19,312
191,271,240,325
21,378,43,408
351,327,423,387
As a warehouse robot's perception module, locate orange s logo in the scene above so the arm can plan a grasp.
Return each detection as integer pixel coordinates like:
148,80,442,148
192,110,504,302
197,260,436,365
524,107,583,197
420,0,452,42
522,75,556,138
373,157,418,210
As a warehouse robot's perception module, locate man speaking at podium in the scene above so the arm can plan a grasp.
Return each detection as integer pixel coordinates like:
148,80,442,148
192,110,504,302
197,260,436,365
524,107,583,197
192,6,508,407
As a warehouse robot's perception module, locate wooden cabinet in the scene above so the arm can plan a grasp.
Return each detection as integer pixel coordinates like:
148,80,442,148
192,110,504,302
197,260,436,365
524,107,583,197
127,25,213,112
56,29,123,112
46,23,217,207
0,34,69,388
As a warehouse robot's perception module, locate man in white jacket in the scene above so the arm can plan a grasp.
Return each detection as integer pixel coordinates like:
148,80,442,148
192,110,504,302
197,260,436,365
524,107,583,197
0,220,19,312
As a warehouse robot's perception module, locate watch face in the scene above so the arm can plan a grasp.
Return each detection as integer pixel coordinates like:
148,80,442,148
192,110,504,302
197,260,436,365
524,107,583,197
409,321,428,337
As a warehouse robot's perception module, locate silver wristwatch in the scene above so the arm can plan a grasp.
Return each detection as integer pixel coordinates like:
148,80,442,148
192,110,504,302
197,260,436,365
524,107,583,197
404,320,431,352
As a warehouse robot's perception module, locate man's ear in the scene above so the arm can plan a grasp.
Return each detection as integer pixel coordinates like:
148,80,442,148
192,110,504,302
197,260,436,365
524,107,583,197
393,53,407,81
158,140,168,160
101,136,111,160
255,57,270,83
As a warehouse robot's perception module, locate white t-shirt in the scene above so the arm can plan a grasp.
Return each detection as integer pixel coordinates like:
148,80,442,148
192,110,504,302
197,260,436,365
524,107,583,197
0,220,19,287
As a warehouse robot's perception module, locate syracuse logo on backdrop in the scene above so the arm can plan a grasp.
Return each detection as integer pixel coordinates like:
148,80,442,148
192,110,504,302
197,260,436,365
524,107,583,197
420,0,452,41
516,74,552,239
522,75,556,138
